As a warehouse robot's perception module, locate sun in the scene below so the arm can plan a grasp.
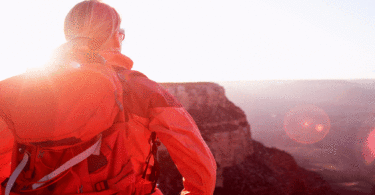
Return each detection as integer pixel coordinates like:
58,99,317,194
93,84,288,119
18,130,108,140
0,1,69,81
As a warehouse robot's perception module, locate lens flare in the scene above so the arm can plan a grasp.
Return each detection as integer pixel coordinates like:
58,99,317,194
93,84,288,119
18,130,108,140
302,120,311,127
316,124,324,132
284,104,330,144
363,128,375,164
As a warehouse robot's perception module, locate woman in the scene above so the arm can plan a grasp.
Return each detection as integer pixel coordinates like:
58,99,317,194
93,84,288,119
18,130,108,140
0,1,216,194
1,1,133,194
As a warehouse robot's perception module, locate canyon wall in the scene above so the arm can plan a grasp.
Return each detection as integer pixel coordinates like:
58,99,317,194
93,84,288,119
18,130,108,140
161,82,253,187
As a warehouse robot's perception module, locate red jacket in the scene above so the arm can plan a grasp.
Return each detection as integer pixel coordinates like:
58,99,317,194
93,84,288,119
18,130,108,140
0,120,12,183
0,51,216,195
100,51,217,195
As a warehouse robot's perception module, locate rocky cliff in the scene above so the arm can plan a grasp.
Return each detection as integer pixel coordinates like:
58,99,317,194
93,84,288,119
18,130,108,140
158,82,337,195
161,82,253,187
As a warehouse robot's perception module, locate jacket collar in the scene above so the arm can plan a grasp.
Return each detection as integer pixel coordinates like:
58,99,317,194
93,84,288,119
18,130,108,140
99,51,133,70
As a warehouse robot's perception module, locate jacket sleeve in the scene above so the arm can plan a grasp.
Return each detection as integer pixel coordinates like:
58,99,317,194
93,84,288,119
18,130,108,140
150,107,217,195
128,73,217,195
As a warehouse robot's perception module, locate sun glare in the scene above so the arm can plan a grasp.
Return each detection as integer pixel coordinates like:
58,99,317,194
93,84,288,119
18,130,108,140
0,1,67,81
1,40,56,81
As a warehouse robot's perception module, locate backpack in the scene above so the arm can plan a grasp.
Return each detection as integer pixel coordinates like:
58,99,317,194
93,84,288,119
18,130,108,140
0,61,136,195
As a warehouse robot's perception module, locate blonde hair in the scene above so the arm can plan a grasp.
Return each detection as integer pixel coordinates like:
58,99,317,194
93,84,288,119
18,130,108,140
64,0,121,50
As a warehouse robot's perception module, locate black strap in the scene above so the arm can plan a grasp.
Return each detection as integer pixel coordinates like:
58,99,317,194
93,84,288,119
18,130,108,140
142,132,160,193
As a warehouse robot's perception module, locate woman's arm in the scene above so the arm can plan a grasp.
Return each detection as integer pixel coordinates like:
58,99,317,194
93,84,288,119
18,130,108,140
128,74,216,194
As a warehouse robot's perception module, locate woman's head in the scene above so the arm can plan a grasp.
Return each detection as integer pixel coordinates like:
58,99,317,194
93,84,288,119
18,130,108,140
64,0,121,50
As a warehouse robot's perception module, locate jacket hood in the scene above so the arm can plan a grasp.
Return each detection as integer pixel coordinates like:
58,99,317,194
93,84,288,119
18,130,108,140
100,51,133,70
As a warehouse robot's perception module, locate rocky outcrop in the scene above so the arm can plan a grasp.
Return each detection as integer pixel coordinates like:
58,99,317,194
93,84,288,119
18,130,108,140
158,82,336,195
161,82,253,187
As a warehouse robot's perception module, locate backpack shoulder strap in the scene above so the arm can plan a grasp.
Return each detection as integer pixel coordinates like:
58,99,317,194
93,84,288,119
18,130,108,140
112,67,160,193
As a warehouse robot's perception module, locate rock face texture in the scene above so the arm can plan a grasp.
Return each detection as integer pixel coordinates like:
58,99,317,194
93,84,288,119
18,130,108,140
158,82,337,195
161,82,253,187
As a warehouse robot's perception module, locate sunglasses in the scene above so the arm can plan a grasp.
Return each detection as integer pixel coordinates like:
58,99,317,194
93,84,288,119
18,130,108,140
118,28,125,41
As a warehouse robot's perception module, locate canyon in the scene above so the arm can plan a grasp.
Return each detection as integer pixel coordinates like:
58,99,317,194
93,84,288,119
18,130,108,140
159,82,339,195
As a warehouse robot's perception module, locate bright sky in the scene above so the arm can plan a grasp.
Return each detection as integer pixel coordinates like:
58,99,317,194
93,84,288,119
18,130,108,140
0,0,374,82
